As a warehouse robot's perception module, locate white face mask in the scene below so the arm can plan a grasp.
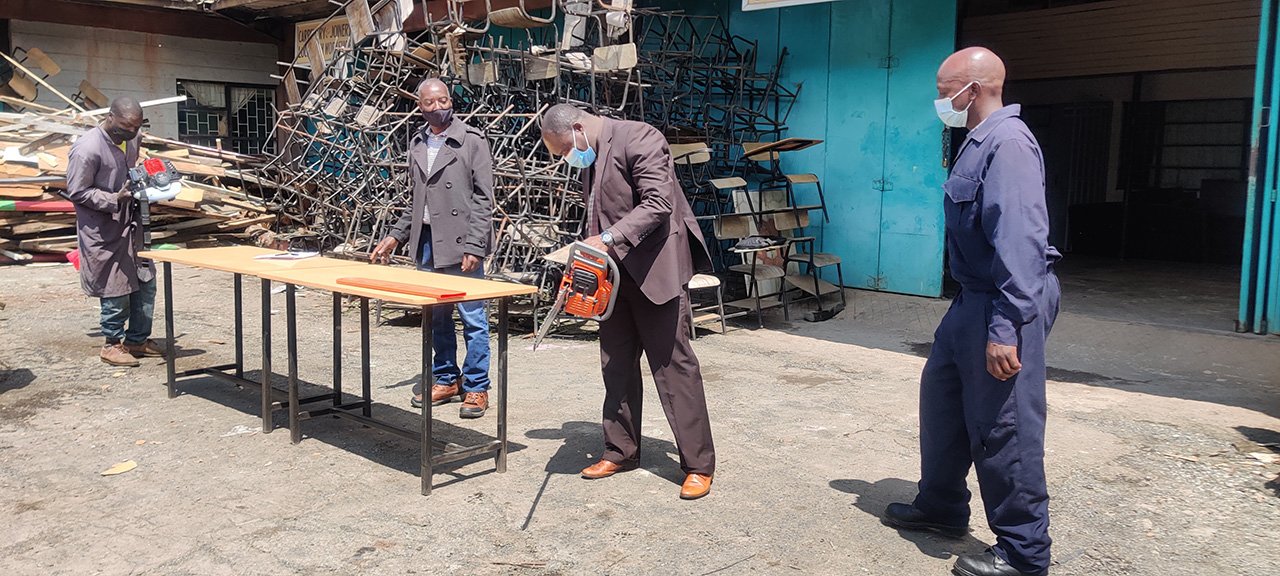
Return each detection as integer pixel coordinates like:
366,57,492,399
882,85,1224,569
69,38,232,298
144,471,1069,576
934,81,978,128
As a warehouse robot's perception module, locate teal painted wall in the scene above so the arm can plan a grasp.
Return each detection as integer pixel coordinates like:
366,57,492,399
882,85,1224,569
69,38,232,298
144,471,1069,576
666,0,956,297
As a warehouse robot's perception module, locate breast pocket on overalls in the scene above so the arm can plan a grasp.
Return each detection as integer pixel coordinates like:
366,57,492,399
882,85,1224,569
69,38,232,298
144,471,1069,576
943,173,981,232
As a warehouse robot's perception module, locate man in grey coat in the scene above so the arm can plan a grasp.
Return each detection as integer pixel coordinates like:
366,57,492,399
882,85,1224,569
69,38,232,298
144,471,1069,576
371,78,496,418
65,96,164,367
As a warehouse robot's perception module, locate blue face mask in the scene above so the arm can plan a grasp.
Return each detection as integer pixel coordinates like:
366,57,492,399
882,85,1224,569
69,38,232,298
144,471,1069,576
565,128,596,169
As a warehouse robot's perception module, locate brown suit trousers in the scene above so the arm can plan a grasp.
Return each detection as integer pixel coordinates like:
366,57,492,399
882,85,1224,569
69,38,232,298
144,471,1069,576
599,269,715,475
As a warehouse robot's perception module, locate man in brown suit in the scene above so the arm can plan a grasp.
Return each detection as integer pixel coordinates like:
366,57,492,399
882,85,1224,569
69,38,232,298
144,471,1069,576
540,104,716,500
372,78,496,418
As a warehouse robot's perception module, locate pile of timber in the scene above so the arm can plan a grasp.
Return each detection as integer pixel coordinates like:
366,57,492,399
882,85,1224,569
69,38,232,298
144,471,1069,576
0,103,276,265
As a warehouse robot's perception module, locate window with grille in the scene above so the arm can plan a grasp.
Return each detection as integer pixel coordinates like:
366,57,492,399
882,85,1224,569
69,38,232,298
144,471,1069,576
176,80,276,155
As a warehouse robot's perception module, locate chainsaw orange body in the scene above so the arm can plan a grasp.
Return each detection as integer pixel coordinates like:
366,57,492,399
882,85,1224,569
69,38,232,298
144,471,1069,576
558,242,618,320
533,242,620,350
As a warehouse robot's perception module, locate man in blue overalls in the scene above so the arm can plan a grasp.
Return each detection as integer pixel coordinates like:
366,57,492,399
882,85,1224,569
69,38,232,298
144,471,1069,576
883,47,1062,576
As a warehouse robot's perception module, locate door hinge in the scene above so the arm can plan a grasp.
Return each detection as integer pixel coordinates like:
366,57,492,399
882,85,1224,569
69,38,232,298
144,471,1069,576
879,56,900,69
873,178,894,191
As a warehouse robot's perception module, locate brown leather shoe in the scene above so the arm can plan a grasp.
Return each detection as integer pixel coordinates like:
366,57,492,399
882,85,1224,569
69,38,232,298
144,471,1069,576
430,381,462,405
124,339,166,358
580,459,637,479
100,344,140,367
459,391,488,419
680,473,713,500
412,381,462,408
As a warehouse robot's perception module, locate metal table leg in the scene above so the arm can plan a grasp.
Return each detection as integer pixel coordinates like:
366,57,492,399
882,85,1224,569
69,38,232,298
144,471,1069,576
421,304,434,496
261,279,273,434
496,297,509,473
287,284,300,444
164,262,176,399
333,292,342,407
360,297,372,417
234,273,244,378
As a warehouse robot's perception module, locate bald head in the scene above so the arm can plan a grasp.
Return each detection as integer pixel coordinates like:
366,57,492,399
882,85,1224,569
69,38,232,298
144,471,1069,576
936,47,1007,130
938,47,1006,91
110,96,142,120
417,77,448,97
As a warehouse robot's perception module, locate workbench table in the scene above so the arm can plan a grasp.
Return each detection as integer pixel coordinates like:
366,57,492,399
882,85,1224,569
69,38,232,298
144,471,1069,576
140,246,537,495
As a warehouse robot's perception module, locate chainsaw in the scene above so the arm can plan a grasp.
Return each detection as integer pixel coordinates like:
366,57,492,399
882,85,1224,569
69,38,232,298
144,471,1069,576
126,157,183,250
532,242,620,350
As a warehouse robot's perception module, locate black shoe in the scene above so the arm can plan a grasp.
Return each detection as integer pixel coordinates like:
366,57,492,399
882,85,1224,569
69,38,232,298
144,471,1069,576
882,502,969,538
952,548,1043,576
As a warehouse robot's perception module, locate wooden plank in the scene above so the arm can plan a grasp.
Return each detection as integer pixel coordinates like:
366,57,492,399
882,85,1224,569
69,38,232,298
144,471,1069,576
2,219,75,236
77,79,110,109
18,132,67,155
336,277,466,300
0,199,74,212
22,47,62,77
785,274,842,297
345,0,376,45
0,51,86,113
283,68,302,106
218,214,276,230
153,217,224,233
19,235,77,253
0,185,49,199
217,197,269,214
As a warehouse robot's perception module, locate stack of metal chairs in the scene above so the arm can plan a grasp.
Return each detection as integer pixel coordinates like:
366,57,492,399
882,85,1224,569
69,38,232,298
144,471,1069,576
253,0,802,328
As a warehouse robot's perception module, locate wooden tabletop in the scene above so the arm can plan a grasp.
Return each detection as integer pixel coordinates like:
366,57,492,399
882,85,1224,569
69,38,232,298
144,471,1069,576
139,246,362,275
141,246,537,305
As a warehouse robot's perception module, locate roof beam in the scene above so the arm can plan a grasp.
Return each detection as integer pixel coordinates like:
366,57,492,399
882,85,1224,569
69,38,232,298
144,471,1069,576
212,0,269,10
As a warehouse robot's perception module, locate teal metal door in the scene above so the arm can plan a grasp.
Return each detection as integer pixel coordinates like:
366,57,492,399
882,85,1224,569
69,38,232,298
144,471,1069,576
825,0,952,296
657,0,956,298
823,0,891,292
880,0,953,296
1240,0,1280,335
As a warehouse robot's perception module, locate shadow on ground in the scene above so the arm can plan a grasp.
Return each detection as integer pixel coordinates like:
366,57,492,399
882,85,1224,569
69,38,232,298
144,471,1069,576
829,478,989,561
519,422,684,530
0,368,36,394
171,371,527,490
1235,426,1280,498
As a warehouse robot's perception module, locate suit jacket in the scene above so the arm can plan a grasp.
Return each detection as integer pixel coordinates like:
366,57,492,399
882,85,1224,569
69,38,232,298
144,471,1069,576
389,119,495,268
64,126,147,298
584,117,713,305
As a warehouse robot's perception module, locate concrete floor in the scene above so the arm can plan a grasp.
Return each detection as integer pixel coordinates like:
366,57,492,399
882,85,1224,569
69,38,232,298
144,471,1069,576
1,262,1278,576
1051,256,1242,334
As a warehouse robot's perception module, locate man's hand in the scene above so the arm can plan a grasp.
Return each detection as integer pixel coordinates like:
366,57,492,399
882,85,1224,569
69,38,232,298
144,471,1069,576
370,237,399,264
583,235,608,253
986,341,1022,381
117,188,133,201
461,254,481,273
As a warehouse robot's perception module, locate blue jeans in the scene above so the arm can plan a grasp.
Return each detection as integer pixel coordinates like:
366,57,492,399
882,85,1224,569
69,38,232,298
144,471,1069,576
100,278,156,345
418,229,490,392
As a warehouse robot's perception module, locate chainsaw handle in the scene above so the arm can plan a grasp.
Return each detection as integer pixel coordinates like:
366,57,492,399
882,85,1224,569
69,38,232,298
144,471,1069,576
596,245,620,322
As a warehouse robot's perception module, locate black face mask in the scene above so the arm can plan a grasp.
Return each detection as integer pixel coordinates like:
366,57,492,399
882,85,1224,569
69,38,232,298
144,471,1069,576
107,126,138,143
422,108,453,130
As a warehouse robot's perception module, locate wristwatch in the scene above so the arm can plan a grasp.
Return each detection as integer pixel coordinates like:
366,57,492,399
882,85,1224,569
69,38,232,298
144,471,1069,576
600,230,616,247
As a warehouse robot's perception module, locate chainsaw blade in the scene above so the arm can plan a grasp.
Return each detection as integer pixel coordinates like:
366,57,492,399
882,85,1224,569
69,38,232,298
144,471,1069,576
532,288,568,351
